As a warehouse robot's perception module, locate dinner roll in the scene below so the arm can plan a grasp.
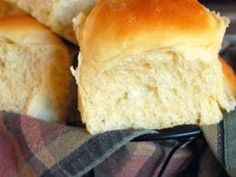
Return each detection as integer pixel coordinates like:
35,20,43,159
0,1,25,17
0,15,72,122
6,0,96,44
74,0,236,134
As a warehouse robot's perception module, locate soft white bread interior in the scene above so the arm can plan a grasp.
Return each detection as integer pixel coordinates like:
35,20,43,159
74,0,236,134
0,15,72,122
5,0,97,44
0,0,25,17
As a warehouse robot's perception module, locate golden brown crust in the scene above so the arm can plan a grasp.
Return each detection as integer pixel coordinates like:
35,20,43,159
5,0,97,44
78,0,228,79
0,15,43,29
0,15,64,46
0,1,25,17
89,0,213,38
220,57,236,94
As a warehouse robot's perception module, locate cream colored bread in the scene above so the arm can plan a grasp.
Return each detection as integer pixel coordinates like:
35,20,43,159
5,0,96,44
0,1,25,17
0,15,72,122
73,0,236,134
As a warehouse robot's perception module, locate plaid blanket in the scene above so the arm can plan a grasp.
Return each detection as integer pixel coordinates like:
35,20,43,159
0,111,156,177
0,110,234,177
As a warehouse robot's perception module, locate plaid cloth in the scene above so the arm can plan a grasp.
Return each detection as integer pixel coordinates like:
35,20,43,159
0,110,233,177
0,111,157,177
202,110,236,177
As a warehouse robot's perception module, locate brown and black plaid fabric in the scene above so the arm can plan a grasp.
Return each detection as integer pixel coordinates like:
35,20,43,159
202,109,236,177
0,110,232,177
0,112,159,177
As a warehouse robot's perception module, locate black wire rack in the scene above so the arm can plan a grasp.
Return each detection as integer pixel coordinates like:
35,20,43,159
132,126,202,177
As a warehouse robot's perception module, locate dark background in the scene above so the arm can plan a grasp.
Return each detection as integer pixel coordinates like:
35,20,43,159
200,0,235,3
199,0,236,34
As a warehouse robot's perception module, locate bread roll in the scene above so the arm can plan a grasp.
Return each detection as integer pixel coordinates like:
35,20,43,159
74,0,236,134
0,1,25,17
0,15,72,122
6,0,96,44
